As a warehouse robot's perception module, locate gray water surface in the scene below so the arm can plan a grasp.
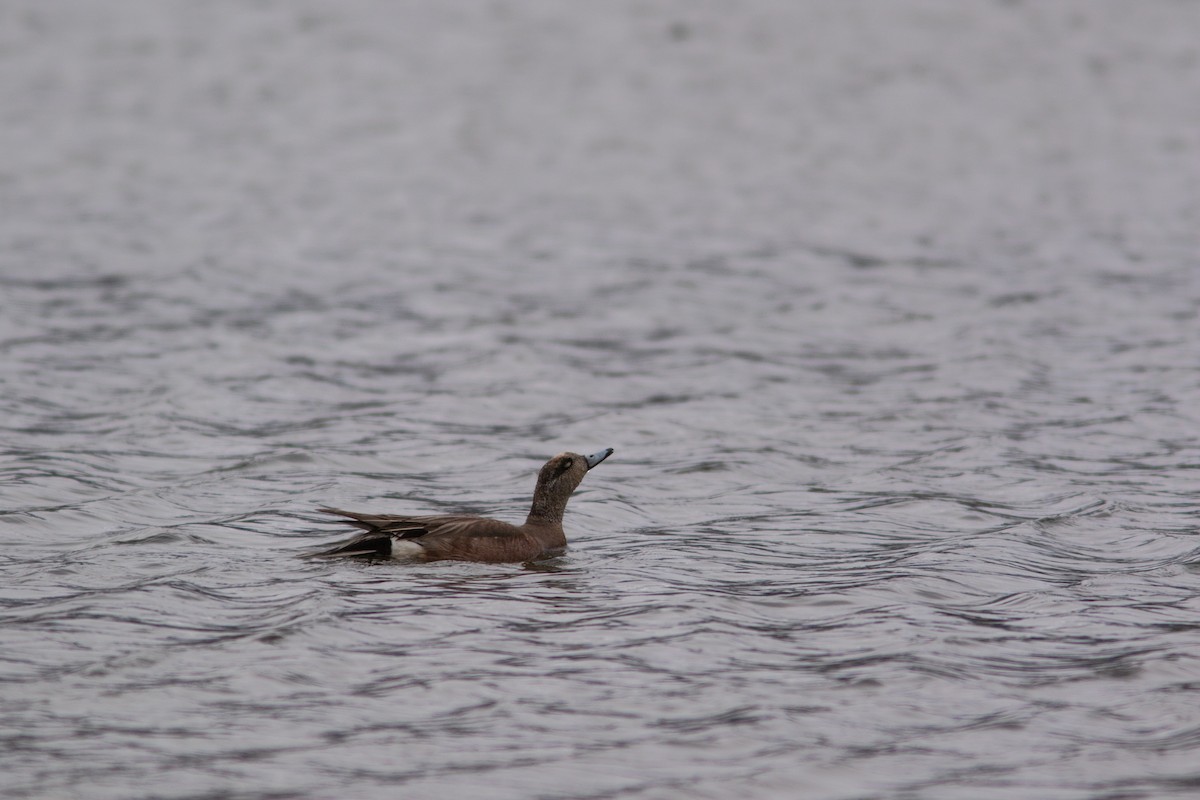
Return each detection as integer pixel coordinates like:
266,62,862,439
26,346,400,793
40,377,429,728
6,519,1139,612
3,2,1200,798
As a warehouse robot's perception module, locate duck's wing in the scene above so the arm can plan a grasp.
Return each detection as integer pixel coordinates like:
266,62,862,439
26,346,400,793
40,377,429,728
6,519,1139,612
316,507,446,538
306,508,522,559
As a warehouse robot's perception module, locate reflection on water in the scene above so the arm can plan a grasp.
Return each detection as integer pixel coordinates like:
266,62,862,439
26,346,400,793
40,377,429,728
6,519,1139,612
3,2,1200,799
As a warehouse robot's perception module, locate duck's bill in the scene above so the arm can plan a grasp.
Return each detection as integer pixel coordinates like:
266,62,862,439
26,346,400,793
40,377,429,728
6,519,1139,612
584,448,614,469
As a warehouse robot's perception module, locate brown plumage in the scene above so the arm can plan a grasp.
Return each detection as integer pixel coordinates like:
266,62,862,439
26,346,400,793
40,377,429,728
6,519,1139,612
306,448,613,563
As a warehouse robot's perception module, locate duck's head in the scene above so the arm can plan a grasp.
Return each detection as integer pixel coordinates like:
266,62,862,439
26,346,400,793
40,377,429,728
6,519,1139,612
528,448,613,522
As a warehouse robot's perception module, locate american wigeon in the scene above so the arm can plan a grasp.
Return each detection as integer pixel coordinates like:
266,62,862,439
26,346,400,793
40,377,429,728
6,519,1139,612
307,448,614,563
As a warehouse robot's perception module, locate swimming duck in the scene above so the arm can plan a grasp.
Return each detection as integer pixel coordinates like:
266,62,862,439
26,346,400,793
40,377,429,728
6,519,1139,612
307,448,614,563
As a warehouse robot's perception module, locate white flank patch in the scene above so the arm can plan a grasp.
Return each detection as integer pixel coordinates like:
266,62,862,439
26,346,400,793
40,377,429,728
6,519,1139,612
390,540,425,560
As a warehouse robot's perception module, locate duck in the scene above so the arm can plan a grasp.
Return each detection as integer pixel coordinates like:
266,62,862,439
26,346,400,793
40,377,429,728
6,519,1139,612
307,448,614,563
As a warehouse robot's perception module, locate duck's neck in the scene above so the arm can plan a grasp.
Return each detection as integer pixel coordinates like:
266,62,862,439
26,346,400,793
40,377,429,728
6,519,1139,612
525,501,566,525
527,489,568,526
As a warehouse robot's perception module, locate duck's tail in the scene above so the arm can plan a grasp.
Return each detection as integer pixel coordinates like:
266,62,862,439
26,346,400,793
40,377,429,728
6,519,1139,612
304,507,432,560
302,531,395,559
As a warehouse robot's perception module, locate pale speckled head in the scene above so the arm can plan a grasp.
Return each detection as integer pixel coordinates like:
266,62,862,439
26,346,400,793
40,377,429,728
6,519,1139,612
527,448,613,523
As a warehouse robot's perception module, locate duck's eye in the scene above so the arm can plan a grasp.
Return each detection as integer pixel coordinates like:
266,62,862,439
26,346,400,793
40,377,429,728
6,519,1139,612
556,458,574,474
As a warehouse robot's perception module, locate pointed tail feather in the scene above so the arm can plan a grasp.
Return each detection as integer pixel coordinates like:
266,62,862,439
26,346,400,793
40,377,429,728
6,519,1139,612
316,506,383,533
302,532,394,559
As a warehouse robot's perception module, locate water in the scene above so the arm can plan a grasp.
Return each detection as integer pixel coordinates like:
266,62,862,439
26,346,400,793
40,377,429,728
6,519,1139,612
2,2,1199,798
